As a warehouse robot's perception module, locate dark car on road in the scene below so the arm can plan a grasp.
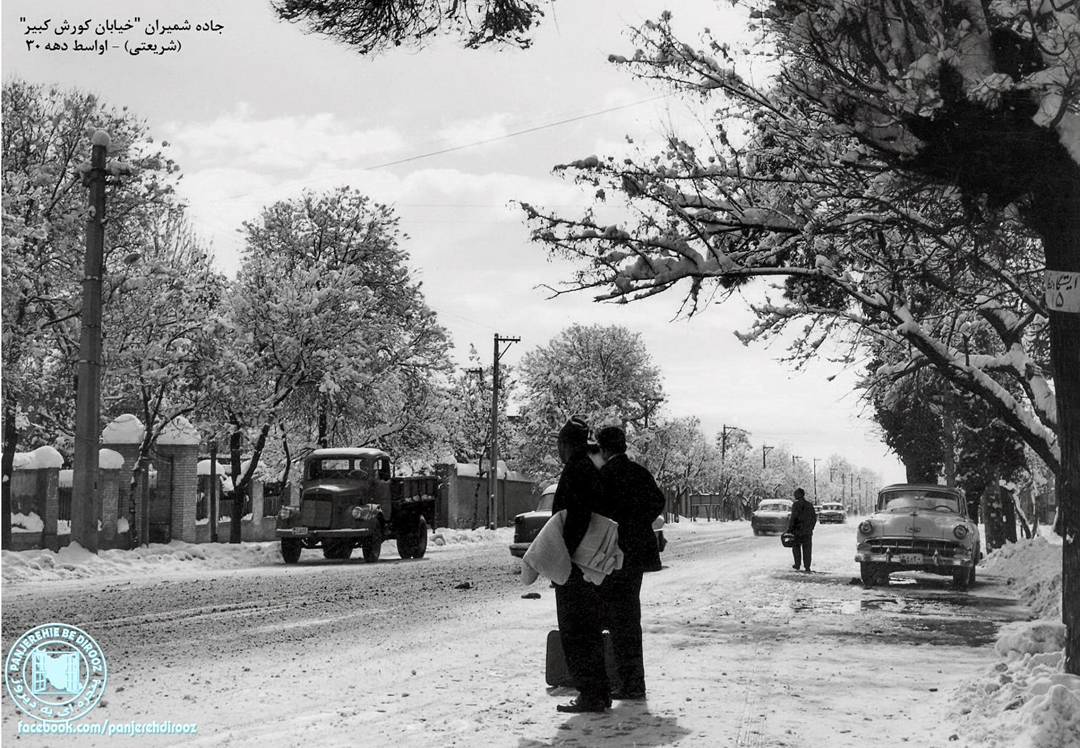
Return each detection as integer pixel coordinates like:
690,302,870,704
509,483,666,558
750,499,792,535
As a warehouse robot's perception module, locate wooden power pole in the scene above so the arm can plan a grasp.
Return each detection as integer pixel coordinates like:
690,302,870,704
71,131,110,553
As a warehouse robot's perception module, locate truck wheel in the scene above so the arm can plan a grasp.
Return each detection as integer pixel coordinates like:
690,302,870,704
396,517,428,559
412,517,428,559
281,539,301,564
362,532,383,563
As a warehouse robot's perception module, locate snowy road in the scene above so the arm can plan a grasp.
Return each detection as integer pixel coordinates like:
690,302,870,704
2,521,1030,747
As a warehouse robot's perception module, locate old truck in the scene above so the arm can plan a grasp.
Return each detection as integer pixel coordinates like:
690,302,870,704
275,447,437,564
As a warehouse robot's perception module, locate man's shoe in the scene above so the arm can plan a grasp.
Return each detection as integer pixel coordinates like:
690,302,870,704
611,689,647,701
792,564,799,570
556,698,608,713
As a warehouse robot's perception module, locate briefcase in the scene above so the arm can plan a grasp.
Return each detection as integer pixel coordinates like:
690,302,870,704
545,629,619,688
781,532,796,548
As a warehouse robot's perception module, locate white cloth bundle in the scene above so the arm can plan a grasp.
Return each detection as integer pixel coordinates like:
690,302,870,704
521,510,623,586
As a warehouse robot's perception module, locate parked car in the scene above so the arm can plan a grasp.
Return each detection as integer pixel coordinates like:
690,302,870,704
855,484,980,589
817,502,847,524
750,499,793,535
509,484,667,559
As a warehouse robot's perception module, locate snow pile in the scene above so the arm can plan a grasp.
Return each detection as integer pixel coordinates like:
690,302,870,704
980,535,1061,618
950,535,1078,747
12,445,64,470
1,540,285,584
11,511,43,533
2,526,511,584
431,526,507,546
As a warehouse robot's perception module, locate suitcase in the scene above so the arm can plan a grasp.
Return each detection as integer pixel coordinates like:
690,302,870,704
544,629,619,688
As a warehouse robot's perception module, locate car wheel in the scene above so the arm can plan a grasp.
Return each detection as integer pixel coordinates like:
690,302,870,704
954,566,972,590
753,528,761,536
281,538,302,564
860,562,877,586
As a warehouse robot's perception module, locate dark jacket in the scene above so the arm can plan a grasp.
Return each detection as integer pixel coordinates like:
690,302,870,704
788,498,817,537
552,449,610,556
599,453,665,572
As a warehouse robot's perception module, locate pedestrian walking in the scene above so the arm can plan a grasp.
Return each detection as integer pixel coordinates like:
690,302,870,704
787,487,817,571
596,425,665,701
551,416,615,713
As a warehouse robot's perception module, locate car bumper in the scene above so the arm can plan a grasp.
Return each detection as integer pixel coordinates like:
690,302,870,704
276,528,374,539
819,515,845,523
509,542,530,558
855,550,973,568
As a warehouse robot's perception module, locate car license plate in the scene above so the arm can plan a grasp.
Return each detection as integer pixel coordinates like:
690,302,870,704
291,527,308,536
898,553,922,564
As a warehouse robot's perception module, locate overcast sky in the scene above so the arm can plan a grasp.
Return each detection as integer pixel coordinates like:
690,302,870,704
3,0,907,483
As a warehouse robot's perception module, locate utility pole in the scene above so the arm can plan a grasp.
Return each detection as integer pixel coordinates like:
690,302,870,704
488,333,519,529
762,444,773,469
641,394,664,429
813,458,820,502
71,131,110,554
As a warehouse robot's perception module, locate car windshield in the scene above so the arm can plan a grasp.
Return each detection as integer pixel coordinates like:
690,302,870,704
823,504,843,511
879,489,961,514
757,501,791,512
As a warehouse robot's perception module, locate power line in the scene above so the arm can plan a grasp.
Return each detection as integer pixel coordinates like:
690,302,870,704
363,93,674,170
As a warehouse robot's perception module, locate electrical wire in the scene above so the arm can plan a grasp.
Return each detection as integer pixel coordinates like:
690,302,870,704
363,93,673,170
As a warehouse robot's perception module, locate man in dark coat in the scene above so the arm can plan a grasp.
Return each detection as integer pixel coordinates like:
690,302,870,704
787,487,817,572
596,425,665,701
551,416,614,713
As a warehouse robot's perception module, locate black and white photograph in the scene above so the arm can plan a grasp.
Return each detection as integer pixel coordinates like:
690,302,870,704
2,1,1078,745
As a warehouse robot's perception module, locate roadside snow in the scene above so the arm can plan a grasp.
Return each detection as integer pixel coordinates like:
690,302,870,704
0,526,512,584
949,533,1079,748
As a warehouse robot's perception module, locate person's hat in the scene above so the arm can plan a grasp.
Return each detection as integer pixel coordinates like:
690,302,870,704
596,425,627,453
557,416,590,445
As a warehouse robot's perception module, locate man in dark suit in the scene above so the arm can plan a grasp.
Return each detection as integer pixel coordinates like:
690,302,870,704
596,425,665,701
552,416,614,713
787,487,817,571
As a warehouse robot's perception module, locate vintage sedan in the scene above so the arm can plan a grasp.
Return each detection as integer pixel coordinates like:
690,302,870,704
509,484,666,559
818,502,847,524
856,484,980,589
750,499,793,535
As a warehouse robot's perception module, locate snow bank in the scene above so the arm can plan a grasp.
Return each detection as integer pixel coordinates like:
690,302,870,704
1,540,285,583
980,535,1061,618
2,525,509,584
950,534,1078,748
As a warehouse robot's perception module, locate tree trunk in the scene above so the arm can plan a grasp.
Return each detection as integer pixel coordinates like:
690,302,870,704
1002,488,1018,544
229,428,243,544
1029,162,1080,676
1,402,16,550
